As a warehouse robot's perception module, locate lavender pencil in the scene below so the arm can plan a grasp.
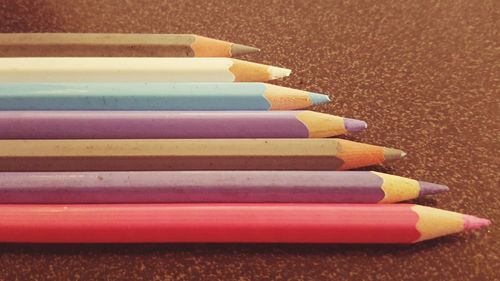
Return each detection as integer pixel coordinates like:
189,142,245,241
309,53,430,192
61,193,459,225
0,171,447,203
0,111,366,139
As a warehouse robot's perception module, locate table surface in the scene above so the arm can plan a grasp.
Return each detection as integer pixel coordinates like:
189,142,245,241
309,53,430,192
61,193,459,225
0,0,498,280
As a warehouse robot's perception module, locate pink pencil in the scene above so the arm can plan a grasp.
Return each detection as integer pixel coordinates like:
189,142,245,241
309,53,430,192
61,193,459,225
0,204,489,243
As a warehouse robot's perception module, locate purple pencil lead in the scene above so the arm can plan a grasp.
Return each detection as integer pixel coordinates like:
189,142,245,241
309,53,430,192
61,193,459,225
418,181,449,196
343,118,368,133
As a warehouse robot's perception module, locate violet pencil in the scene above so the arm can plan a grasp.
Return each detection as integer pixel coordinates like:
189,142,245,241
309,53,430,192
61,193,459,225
0,111,366,139
0,171,447,203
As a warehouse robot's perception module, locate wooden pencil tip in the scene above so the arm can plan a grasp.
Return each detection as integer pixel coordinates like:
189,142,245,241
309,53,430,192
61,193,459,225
230,43,260,56
383,148,406,163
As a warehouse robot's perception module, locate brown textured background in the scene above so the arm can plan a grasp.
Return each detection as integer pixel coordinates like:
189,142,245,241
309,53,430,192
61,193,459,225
0,0,498,280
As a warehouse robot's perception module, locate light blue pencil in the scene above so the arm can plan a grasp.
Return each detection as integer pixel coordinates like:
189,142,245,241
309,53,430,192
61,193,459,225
0,83,330,111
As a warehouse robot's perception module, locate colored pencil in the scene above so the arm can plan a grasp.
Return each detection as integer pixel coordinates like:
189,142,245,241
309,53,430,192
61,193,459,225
0,83,330,110
0,111,366,139
0,33,259,57
0,58,290,82
0,171,448,204
0,139,405,171
0,204,489,243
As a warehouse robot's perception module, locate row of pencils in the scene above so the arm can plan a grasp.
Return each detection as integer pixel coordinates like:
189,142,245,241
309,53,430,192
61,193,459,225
0,33,490,243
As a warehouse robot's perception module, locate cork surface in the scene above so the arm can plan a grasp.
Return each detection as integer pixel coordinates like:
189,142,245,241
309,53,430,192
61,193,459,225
0,0,498,280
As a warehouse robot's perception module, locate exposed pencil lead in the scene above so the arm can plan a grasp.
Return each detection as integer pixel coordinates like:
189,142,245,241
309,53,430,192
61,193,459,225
230,43,260,56
383,148,406,162
463,215,491,230
268,66,291,80
308,92,331,105
418,181,449,196
343,118,368,133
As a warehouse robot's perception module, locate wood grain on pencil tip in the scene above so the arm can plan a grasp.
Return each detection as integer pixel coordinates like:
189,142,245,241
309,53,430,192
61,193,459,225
0,171,448,204
0,58,290,82
0,204,489,243
0,83,330,110
0,139,406,171
0,33,260,57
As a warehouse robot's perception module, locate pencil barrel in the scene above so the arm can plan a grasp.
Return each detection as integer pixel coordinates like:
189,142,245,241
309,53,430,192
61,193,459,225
0,139,401,171
0,58,289,82
0,34,258,57
0,83,325,110
0,111,359,139
0,204,471,243
0,171,389,203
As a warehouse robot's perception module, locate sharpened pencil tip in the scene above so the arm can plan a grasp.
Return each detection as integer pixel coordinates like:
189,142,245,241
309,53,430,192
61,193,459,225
343,118,368,133
268,66,292,80
230,43,260,56
308,93,331,106
383,148,406,162
418,181,449,196
463,215,491,231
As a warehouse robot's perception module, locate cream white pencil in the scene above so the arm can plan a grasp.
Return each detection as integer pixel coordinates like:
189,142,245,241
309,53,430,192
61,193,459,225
0,58,291,82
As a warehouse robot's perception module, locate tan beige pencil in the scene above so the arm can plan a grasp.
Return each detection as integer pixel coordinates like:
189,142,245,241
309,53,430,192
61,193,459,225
0,33,259,57
0,139,405,171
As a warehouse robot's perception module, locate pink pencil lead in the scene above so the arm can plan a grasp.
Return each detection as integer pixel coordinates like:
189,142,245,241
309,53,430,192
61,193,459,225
463,215,491,231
